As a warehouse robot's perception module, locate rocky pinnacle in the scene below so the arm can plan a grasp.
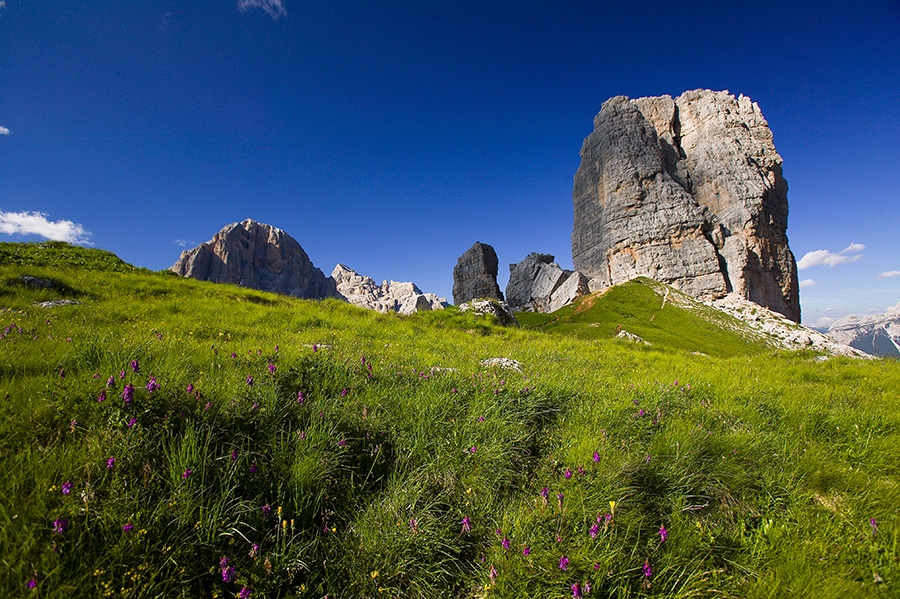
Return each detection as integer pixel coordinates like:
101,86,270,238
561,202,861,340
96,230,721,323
572,89,800,322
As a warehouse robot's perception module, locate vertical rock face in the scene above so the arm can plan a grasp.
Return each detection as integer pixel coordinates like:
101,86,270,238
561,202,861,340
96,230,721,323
572,89,800,322
170,219,338,299
452,242,503,305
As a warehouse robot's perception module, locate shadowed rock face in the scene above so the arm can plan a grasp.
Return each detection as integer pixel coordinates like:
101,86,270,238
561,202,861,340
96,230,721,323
572,89,800,322
452,242,503,305
170,219,338,299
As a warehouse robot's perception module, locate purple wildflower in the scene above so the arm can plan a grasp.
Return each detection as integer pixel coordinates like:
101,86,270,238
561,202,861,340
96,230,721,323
522,546,531,556
605,513,612,523
659,525,668,543
231,450,238,461
245,375,253,386
97,390,106,403
489,566,498,582
559,555,569,571
502,537,510,550
122,523,134,532
127,417,137,428
557,491,564,507
643,560,652,578
119,370,126,379
341,388,348,397
461,516,471,533
238,586,251,598
578,466,585,475
583,582,592,594
249,463,258,473
267,363,276,374
27,578,37,589
572,582,582,598
52,518,68,533
61,481,73,495
540,486,549,499
565,468,572,479
122,383,134,406
409,518,418,533
312,344,318,352
249,543,260,558
231,352,237,359
221,565,235,583
106,376,115,387
297,391,305,404
182,469,192,479
338,439,346,447
186,383,194,394
639,408,645,417
870,518,878,535
261,504,272,516
130,360,139,373
106,457,115,469
590,523,599,538
146,376,160,392
469,446,477,454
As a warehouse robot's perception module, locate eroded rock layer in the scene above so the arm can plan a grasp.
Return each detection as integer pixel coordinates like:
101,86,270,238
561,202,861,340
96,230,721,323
572,89,800,322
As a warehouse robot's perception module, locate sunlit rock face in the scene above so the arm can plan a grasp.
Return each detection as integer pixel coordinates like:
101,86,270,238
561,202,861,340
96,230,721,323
572,89,800,322
331,263,448,314
170,219,339,299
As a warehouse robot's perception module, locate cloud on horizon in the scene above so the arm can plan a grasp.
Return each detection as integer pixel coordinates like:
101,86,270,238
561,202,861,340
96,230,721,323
799,279,816,288
0,210,92,244
797,243,865,270
237,0,286,20
0,126,9,135
877,270,900,279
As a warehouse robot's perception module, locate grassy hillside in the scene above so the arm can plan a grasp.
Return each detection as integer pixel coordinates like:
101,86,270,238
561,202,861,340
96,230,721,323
1,244,898,598
515,278,769,358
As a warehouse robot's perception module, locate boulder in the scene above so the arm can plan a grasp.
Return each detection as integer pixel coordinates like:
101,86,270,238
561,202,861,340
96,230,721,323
458,299,519,327
452,242,503,305
572,90,800,322
170,219,338,299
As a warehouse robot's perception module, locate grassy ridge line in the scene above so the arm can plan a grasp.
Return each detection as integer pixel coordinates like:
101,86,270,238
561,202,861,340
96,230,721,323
0,244,898,598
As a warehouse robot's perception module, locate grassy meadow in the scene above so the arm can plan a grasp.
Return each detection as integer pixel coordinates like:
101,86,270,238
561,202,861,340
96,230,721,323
1,242,898,598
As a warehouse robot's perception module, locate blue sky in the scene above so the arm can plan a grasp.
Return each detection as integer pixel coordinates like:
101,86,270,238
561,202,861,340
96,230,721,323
1,0,898,326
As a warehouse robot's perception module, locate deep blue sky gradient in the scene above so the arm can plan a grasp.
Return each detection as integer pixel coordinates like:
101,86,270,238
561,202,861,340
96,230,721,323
1,0,898,325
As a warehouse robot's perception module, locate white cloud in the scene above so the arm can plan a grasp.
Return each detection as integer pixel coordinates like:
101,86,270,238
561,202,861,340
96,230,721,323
799,279,816,288
0,126,9,135
173,239,196,248
237,0,286,20
877,270,900,279
797,243,865,270
0,210,92,244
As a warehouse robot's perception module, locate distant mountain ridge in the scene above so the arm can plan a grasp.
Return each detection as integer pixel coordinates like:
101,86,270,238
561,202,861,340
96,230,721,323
824,303,900,357
170,219,446,314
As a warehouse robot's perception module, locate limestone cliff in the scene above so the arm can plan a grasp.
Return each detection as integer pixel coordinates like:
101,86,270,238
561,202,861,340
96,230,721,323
170,219,338,299
572,89,800,322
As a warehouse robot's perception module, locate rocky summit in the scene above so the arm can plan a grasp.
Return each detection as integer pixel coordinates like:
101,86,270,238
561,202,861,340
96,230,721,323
452,242,503,305
331,264,448,315
170,219,338,299
572,89,800,322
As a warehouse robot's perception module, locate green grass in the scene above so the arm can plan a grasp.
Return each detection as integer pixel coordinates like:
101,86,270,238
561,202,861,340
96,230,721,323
516,277,769,358
1,244,898,598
